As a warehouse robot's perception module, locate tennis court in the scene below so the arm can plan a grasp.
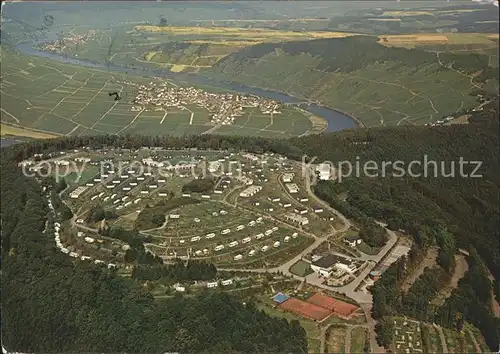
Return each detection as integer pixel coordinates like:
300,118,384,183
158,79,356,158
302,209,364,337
306,293,359,318
279,297,331,321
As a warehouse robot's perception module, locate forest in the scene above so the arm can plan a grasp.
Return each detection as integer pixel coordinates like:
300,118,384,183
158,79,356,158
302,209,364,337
1,97,498,351
134,196,200,230
132,258,218,283
182,177,215,193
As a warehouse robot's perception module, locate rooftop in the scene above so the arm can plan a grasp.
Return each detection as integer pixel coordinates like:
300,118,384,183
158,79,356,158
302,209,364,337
312,254,351,269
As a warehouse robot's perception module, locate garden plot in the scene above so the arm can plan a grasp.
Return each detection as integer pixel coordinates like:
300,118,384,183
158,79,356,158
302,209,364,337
393,317,424,353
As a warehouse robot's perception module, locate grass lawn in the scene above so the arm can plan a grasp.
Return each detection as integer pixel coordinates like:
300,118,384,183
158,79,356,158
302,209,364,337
290,259,313,277
255,301,322,354
421,324,443,354
350,326,368,353
357,242,380,256
325,324,346,353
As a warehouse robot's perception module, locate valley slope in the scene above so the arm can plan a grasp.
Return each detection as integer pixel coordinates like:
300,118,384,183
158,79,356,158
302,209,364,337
206,36,499,127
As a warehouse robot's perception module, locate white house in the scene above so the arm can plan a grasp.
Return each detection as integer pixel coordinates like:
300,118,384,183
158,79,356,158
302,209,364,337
239,185,262,197
281,173,294,183
316,163,335,181
285,183,299,194
284,213,309,226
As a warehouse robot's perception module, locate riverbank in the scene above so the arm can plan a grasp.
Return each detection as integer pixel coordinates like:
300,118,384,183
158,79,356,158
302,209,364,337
14,41,359,133
1,123,60,140
200,72,364,129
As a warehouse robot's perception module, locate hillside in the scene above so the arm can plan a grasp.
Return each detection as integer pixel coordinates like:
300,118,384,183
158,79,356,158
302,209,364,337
206,36,499,126
2,99,499,351
0,147,308,353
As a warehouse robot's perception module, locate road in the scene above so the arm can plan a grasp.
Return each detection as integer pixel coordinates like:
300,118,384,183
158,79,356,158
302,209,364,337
218,165,399,353
60,156,398,353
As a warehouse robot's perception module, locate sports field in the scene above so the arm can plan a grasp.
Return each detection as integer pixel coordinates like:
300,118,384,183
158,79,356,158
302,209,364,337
280,297,332,321
0,48,313,138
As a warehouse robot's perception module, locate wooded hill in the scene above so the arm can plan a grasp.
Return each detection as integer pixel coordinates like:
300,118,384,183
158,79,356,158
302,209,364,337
0,151,307,352
206,36,498,126
1,98,498,351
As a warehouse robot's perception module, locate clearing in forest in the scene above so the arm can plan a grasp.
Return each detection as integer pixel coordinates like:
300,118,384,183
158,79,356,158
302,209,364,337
431,254,469,306
401,247,438,293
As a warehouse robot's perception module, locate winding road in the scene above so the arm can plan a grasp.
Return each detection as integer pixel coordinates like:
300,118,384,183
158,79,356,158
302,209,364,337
218,162,398,353
62,157,399,353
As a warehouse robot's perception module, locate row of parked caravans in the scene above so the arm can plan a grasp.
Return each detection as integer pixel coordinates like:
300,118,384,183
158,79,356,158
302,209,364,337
211,232,299,258
47,197,116,269
190,225,282,245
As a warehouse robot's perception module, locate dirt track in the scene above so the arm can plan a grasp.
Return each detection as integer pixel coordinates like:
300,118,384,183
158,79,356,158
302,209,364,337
432,254,469,306
401,247,438,293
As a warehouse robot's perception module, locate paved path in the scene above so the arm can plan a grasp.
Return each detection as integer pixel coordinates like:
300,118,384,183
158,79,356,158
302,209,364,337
219,165,400,353
345,325,354,353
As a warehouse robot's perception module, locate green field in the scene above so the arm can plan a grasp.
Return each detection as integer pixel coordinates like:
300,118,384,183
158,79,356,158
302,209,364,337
0,47,312,138
256,301,322,353
422,324,444,354
325,325,347,353
209,52,484,127
289,259,313,277
350,326,368,353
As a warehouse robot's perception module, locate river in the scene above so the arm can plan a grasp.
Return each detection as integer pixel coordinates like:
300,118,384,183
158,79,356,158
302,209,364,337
14,40,358,133
1,138,20,147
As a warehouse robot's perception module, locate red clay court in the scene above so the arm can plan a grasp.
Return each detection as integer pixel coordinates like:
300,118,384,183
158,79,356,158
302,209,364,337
279,297,331,321
306,293,359,318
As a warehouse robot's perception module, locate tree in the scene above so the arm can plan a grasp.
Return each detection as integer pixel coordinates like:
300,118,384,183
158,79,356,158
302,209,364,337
159,16,168,27
375,319,394,348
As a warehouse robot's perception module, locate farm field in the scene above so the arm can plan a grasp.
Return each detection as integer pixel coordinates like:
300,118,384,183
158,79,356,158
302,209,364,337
391,317,424,353
378,32,499,49
135,25,358,41
350,326,368,353
0,123,57,139
421,323,444,353
0,47,313,138
442,327,467,353
208,50,488,127
41,25,499,74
